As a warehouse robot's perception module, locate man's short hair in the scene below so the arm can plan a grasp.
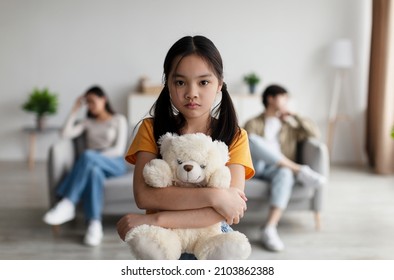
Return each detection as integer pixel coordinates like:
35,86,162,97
262,84,288,108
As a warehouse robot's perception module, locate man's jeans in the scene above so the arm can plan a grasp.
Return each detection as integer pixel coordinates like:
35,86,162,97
248,134,294,209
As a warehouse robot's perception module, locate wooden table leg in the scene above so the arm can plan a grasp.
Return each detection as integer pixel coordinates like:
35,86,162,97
314,212,321,231
327,119,336,158
51,225,61,236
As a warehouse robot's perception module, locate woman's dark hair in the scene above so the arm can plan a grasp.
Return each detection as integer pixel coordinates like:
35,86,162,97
262,84,288,108
150,35,240,146
84,85,116,118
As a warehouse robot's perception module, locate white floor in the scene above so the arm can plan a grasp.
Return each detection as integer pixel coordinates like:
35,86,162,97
0,161,394,260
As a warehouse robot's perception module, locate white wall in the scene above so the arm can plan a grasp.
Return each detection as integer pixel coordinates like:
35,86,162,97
0,0,371,163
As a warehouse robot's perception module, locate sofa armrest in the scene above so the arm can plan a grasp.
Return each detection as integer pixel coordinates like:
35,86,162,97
47,138,76,206
299,138,330,178
298,138,330,212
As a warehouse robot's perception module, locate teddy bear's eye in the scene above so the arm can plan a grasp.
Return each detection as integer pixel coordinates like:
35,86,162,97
177,159,183,165
200,164,206,169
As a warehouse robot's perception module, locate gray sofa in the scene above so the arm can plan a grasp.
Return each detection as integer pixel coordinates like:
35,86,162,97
244,138,329,229
47,133,143,216
47,135,329,228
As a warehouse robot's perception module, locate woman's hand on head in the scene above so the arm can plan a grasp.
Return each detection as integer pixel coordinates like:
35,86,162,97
211,187,247,225
72,95,85,112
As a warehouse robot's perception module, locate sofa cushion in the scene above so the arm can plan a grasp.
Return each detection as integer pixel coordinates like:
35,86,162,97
104,171,134,203
103,200,143,214
245,178,270,198
245,178,314,202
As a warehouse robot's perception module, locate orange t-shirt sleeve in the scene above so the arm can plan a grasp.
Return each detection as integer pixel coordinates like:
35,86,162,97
228,128,255,180
125,118,158,165
125,120,255,179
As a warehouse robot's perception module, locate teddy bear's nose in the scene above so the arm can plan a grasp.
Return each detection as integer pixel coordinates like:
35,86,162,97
184,165,193,172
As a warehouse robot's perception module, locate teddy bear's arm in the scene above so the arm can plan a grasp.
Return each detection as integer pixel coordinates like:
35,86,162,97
143,159,173,188
207,166,231,189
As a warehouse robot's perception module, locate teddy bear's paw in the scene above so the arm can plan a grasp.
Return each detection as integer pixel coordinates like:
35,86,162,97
125,224,182,260
143,159,173,188
195,232,251,260
208,167,231,189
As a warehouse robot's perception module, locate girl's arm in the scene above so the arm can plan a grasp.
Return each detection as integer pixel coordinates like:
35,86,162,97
159,164,247,226
116,152,247,241
117,164,246,240
133,151,246,216
116,208,223,241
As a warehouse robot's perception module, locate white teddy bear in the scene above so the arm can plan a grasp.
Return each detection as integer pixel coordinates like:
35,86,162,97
125,132,251,260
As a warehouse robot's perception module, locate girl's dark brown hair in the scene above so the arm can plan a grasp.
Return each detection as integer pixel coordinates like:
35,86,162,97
149,36,240,146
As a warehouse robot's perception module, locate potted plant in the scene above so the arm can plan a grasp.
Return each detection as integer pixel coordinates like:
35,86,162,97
243,72,261,94
22,87,58,130
391,126,394,139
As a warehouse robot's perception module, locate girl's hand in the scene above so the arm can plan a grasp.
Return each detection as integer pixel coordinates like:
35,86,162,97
116,213,157,241
211,188,247,225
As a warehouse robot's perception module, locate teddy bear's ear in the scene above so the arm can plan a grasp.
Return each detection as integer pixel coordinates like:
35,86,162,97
158,132,178,156
213,140,230,164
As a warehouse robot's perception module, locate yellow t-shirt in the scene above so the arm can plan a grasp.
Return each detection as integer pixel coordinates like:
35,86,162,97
125,118,255,180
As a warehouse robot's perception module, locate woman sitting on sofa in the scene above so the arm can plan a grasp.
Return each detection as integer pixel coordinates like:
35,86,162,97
42,85,128,246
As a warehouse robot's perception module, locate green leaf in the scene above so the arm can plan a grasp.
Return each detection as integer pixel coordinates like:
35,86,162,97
22,87,59,117
243,72,261,85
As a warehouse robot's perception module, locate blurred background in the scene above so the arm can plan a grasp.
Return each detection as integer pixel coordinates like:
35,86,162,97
0,0,374,164
0,0,393,260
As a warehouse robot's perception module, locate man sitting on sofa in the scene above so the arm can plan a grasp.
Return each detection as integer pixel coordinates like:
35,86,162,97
244,84,326,252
